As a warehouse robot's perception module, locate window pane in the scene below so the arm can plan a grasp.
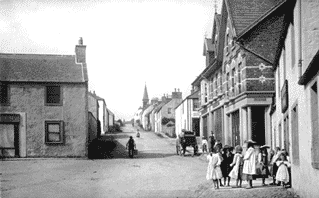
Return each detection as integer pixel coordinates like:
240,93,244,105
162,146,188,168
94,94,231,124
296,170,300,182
0,85,8,104
48,133,61,142
48,124,60,132
46,86,61,104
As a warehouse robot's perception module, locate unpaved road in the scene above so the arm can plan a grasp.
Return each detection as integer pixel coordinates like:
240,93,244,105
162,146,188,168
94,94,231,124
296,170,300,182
1,125,297,198
1,126,207,198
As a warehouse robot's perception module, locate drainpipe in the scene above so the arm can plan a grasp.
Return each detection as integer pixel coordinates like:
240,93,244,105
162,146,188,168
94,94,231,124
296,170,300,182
298,0,302,79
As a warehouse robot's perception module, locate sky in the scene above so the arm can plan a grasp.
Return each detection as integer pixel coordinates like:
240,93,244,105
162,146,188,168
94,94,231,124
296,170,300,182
0,0,222,121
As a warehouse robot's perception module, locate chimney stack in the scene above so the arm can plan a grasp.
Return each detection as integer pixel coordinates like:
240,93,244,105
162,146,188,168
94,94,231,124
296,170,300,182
172,88,182,99
75,37,86,64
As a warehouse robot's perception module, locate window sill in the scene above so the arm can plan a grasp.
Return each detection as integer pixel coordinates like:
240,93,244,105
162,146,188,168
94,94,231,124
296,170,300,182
45,142,64,145
312,162,319,169
45,103,63,106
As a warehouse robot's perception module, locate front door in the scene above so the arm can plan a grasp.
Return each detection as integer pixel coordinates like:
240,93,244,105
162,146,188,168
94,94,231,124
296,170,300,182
0,123,19,157
192,118,200,136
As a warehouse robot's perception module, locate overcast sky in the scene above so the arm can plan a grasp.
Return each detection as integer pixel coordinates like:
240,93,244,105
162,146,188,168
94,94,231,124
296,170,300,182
0,0,221,121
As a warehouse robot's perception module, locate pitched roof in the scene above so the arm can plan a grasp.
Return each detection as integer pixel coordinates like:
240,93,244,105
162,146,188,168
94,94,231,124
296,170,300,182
0,53,87,83
226,0,285,37
175,90,199,110
154,99,172,113
235,0,295,66
107,108,114,116
298,49,319,85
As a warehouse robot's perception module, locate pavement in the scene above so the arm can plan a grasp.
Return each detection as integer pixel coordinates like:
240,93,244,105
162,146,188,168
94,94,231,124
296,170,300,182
1,125,300,198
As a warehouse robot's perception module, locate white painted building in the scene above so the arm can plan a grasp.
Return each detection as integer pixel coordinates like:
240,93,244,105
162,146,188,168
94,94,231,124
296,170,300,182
270,0,319,197
175,90,200,137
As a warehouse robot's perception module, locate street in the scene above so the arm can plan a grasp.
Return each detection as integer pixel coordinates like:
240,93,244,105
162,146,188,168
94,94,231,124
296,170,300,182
1,126,298,198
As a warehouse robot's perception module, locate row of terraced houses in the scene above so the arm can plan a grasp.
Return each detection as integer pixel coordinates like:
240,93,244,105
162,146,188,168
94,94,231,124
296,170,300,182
0,38,115,159
174,0,319,197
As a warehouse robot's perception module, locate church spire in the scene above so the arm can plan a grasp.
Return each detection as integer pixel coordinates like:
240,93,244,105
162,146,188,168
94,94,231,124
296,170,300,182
142,83,149,109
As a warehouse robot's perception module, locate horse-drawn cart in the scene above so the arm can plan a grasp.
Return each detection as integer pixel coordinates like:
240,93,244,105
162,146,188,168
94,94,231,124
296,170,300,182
179,130,198,157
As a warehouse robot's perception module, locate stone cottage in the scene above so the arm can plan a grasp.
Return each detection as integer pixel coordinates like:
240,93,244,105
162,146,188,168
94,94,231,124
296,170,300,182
0,38,93,158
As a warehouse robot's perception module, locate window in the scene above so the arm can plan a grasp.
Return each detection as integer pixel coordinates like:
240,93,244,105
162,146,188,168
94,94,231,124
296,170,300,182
238,63,242,93
232,68,235,88
0,84,9,105
204,83,208,103
168,108,172,114
193,99,199,110
45,86,62,105
310,82,319,169
45,121,64,144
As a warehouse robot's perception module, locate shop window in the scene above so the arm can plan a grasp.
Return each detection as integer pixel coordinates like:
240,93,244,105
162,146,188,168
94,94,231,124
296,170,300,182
45,121,64,144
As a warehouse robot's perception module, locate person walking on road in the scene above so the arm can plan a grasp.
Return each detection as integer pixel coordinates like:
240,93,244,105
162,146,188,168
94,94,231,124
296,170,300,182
242,140,257,189
176,135,181,155
126,136,136,158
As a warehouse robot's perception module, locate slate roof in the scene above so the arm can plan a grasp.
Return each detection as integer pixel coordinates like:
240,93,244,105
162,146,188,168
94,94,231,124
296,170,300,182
0,53,87,83
226,0,285,37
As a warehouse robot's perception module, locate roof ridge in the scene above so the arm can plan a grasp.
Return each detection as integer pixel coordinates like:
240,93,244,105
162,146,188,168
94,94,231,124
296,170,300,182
236,0,287,39
224,0,237,36
0,53,75,58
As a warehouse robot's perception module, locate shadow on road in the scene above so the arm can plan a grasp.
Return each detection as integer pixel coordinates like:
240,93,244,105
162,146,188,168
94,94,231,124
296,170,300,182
89,132,176,159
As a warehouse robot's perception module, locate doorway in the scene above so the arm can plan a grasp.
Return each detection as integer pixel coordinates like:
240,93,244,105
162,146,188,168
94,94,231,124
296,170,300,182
251,106,265,145
192,118,200,136
0,123,19,158
231,110,240,146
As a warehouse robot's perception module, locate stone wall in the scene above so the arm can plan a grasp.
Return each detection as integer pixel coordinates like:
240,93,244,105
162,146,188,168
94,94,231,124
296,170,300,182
0,83,88,157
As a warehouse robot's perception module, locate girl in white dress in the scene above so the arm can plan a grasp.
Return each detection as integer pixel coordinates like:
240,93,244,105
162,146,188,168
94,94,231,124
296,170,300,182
275,152,291,188
206,146,223,189
242,140,257,189
229,145,244,187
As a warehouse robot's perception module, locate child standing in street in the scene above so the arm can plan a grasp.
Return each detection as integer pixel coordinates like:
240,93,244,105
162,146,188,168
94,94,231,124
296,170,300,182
221,146,234,186
206,146,223,189
202,137,208,153
242,140,257,189
257,145,271,186
276,152,291,188
229,145,244,188
269,147,281,185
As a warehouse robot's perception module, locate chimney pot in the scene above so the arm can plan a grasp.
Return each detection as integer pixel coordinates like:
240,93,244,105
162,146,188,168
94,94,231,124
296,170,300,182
79,37,83,45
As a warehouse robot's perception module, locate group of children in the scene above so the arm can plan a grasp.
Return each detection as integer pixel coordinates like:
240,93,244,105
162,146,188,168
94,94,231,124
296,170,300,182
204,138,291,190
